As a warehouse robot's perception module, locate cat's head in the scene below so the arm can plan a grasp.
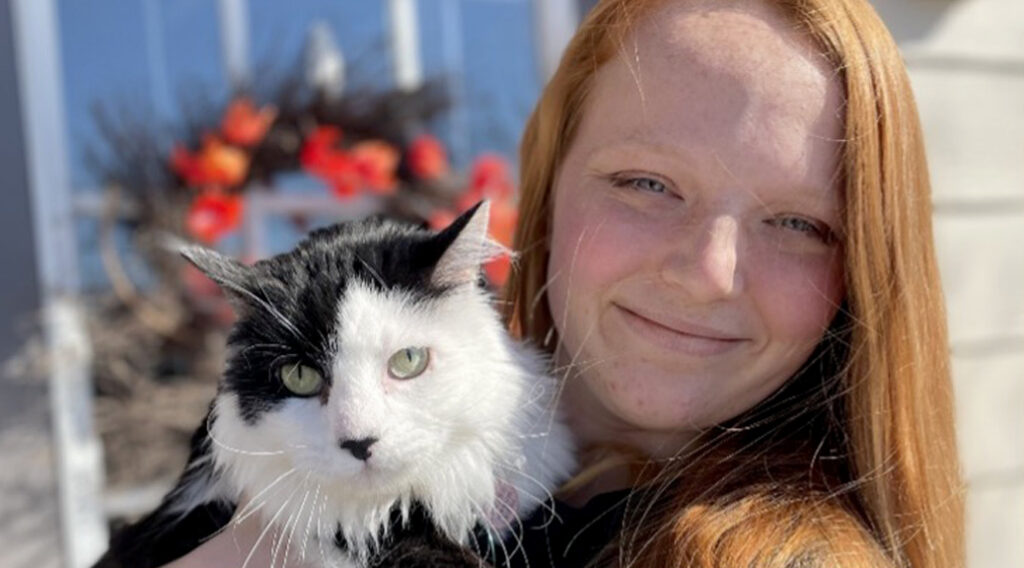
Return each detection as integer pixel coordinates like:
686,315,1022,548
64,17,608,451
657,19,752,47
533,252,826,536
184,203,527,512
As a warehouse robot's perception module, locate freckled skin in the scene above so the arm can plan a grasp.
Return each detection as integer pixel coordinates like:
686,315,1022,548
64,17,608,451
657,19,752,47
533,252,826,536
547,0,846,460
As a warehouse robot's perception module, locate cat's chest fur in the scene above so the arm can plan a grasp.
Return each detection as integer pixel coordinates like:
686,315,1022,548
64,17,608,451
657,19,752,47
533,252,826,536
93,202,575,568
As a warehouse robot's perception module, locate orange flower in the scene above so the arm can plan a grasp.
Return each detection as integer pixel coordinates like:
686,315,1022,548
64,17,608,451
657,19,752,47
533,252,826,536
221,98,277,147
300,126,343,177
171,135,250,188
488,198,518,248
458,154,514,210
323,154,363,199
351,140,399,194
300,126,356,197
171,144,209,187
300,128,399,198
186,191,243,243
200,136,250,186
408,134,449,181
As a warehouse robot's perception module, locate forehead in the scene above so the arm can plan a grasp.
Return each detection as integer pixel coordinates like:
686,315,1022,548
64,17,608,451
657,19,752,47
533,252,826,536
576,0,844,195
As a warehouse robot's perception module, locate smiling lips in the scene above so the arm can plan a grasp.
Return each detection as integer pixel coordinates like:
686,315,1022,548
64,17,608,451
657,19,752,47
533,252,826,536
614,304,747,356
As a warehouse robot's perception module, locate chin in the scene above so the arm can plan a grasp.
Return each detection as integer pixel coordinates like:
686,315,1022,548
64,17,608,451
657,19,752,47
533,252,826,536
592,369,711,430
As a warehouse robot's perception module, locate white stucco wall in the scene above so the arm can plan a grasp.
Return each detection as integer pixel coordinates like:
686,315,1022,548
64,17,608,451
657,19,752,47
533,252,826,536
874,1,1024,566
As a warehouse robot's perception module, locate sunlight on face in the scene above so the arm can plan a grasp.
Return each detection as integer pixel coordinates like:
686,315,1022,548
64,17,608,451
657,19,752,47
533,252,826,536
546,0,846,458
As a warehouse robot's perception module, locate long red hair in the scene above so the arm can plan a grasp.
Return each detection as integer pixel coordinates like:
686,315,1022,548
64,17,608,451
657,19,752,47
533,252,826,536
504,1,964,566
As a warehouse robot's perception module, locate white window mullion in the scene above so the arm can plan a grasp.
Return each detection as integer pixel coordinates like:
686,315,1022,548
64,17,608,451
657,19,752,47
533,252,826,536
218,0,250,88
10,1,107,567
389,0,424,91
532,0,578,80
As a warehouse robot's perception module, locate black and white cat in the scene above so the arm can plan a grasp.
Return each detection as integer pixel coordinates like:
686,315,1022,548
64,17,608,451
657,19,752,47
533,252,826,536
94,202,575,568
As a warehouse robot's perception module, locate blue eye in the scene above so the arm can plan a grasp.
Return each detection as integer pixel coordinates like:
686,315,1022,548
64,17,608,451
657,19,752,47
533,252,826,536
609,174,671,195
771,217,833,242
630,177,667,194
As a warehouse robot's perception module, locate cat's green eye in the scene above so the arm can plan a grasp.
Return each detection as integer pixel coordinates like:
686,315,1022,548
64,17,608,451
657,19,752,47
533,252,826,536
279,363,324,396
387,347,430,380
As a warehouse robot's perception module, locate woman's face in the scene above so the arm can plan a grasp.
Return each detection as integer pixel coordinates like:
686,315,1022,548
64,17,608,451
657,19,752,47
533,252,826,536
547,0,846,457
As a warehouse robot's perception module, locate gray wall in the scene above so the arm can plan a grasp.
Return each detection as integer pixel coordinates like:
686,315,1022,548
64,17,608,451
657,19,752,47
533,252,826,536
0,0,39,365
578,0,599,19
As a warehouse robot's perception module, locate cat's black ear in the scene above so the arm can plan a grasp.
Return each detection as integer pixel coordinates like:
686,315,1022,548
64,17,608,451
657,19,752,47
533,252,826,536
430,200,508,287
180,245,253,302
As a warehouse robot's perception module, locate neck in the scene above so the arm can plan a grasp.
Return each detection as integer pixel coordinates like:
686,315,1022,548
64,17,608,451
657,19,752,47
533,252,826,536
556,349,697,504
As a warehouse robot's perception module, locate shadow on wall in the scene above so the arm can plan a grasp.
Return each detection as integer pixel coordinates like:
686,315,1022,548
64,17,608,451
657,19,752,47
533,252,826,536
855,0,957,45
579,0,599,20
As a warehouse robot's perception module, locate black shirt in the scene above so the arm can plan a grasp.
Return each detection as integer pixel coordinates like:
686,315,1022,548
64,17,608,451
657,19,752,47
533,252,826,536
493,489,633,568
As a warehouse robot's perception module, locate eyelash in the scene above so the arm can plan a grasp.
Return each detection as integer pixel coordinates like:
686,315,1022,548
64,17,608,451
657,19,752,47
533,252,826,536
608,173,675,197
769,217,835,243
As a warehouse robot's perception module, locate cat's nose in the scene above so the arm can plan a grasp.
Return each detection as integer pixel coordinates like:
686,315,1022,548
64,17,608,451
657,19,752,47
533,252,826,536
339,437,378,461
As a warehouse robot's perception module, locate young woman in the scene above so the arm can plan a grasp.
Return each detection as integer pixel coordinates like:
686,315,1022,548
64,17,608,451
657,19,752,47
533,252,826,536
503,0,963,566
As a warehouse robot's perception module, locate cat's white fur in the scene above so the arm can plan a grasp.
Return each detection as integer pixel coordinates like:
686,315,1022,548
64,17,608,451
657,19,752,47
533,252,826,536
191,209,575,566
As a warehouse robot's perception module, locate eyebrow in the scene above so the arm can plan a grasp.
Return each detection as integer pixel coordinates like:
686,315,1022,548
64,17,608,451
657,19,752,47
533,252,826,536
586,139,693,166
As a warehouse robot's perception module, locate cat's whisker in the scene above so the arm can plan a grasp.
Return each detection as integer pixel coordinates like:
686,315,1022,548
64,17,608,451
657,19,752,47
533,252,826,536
469,499,517,568
541,311,602,450
217,274,312,349
478,496,525,565
269,520,286,568
254,279,317,348
205,411,288,457
233,498,266,533
235,342,290,369
299,483,323,562
234,468,297,524
552,213,610,355
518,380,555,410
545,214,612,443
274,502,301,568
355,254,387,289
563,492,628,562
554,224,588,356
529,266,562,318
274,474,312,568
208,437,288,457
243,482,303,568
236,343,291,358
315,493,334,567
548,353,618,376
492,464,562,522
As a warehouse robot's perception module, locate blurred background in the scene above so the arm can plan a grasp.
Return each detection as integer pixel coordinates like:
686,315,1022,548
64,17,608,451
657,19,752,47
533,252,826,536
0,1,1020,567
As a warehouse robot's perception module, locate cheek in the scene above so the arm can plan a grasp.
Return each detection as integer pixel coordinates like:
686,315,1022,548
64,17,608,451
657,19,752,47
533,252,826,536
751,251,844,345
547,187,660,336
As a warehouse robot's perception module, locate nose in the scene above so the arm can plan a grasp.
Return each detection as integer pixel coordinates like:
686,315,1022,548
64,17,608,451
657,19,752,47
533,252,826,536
662,215,741,301
339,437,378,461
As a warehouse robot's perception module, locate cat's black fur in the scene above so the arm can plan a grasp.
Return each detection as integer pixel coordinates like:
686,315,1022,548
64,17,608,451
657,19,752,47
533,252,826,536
94,416,235,568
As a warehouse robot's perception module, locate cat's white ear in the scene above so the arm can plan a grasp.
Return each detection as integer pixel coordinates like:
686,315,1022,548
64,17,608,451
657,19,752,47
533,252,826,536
432,200,509,288
180,245,252,298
